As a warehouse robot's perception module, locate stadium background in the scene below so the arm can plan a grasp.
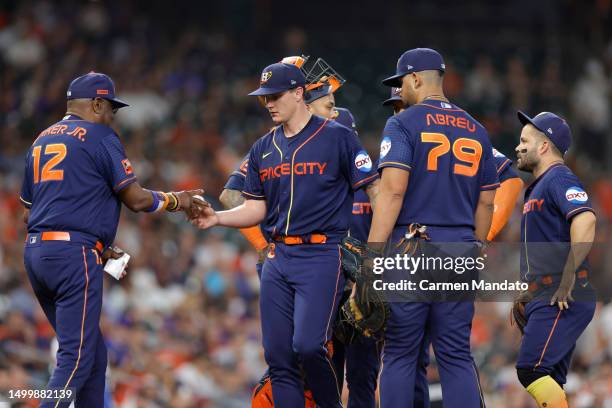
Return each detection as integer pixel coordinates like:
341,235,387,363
0,0,610,406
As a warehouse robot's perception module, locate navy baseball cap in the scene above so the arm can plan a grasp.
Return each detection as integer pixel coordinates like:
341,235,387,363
249,63,307,96
517,111,572,155
382,87,403,106
67,72,129,108
382,48,446,87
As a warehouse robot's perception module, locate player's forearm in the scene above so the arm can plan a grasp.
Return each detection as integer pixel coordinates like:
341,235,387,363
561,211,596,281
487,177,524,241
219,188,245,210
365,179,380,211
367,189,403,248
474,190,496,242
217,199,266,228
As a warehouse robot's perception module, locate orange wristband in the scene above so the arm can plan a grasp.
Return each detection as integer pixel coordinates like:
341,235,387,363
239,226,268,251
487,177,524,241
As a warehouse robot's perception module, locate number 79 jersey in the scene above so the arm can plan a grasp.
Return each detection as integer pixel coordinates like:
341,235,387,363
378,100,499,229
20,114,137,247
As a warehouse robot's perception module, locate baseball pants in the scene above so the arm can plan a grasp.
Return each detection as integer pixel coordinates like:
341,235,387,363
24,235,106,408
379,226,484,408
516,300,595,385
260,242,345,408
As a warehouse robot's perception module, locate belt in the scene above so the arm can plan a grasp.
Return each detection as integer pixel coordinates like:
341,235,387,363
527,270,588,292
29,231,104,253
273,234,327,245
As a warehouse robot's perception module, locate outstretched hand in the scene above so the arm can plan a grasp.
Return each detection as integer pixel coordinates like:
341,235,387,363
189,205,219,229
175,189,210,218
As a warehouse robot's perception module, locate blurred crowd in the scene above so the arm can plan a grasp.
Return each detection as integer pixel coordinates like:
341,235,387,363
0,1,611,406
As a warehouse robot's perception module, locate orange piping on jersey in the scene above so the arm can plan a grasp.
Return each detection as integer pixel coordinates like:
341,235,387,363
113,176,137,191
379,161,412,170
496,159,511,174
534,310,562,369
353,173,378,189
242,191,265,199
55,247,90,408
565,206,594,219
480,182,500,190
284,119,328,235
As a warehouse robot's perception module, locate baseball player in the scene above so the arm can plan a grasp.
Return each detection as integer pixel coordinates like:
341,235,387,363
191,61,378,408
380,87,433,407
514,111,596,408
303,68,383,408
382,87,524,407
369,48,499,407
20,72,205,408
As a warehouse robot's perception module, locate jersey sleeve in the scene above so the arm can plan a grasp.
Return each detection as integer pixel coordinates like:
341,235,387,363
479,139,500,191
242,142,265,200
549,173,595,220
377,116,414,173
20,150,33,208
492,148,518,183
94,133,138,192
224,154,249,191
341,128,378,190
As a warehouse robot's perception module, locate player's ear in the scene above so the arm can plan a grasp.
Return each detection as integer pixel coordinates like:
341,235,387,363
295,86,304,102
91,98,105,115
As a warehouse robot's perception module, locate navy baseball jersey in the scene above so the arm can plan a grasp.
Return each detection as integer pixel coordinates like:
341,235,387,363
378,99,499,229
334,107,356,131
243,115,378,243
520,163,594,280
334,107,372,242
224,153,250,191
492,147,518,182
20,114,136,247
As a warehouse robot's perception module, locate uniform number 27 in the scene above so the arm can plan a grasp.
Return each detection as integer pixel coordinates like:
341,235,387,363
421,132,482,176
32,143,67,183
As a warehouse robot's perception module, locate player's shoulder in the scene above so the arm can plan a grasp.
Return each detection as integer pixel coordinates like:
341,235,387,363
321,115,355,139
250,126,278,154
547,164,581,184
334,107,357,131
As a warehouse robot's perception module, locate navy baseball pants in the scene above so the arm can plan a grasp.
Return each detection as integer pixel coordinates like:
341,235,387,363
331,332,381,408
24,234,106,408
516,300,595,385
379,226,484,408
260,242,345,408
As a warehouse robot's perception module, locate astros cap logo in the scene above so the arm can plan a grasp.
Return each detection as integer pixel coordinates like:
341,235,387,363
261,71,273,84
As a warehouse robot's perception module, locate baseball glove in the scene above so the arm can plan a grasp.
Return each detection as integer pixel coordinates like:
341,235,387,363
338,236,389,340
511,291,532,335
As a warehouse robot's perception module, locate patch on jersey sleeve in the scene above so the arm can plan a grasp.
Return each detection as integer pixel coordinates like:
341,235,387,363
492,148,505,158
380,137,391,159
239,159,249,174
355,150,372,172
565,186,588,204
121,159,133,175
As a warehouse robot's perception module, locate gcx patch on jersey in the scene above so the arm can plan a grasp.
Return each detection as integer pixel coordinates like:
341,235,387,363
355,150,372,172
565,186,588,204
380,137,391,159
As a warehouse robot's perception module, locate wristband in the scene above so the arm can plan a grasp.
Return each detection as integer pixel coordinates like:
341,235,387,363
144,190,170,212
166,192,180,212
